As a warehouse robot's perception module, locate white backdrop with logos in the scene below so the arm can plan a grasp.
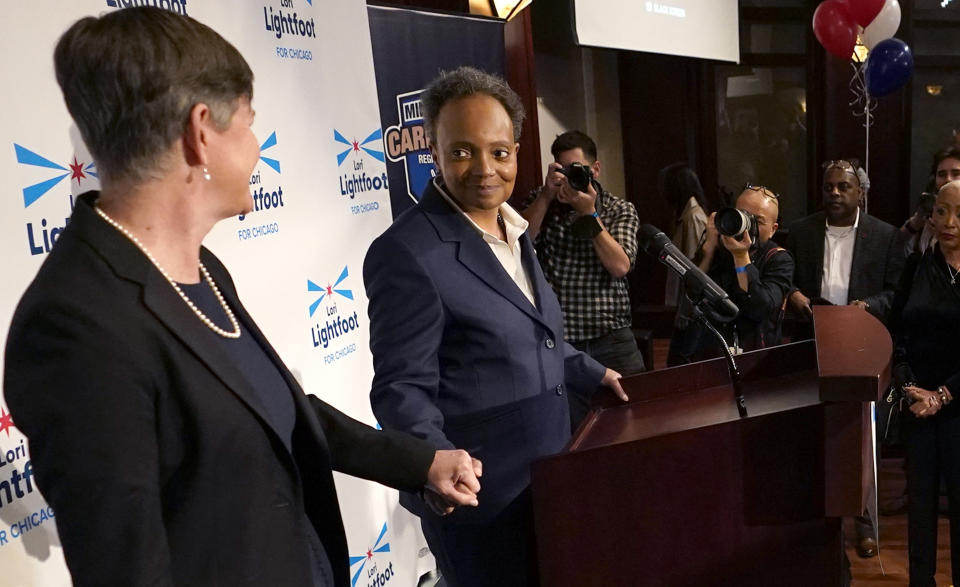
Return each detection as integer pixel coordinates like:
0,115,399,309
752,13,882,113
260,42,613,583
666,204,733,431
0,1,426,585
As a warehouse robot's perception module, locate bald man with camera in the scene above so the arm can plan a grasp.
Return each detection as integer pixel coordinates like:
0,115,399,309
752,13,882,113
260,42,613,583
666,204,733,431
667,185,794,364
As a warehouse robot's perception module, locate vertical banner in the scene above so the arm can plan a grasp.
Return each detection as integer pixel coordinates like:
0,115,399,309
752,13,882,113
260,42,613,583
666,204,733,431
0,1,423,585
367,6,505,217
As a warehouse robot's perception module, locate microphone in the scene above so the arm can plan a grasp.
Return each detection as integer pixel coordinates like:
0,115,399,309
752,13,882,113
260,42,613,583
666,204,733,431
639,224,739,322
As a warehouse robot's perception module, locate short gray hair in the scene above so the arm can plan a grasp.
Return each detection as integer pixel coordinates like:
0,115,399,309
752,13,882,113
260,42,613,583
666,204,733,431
855,166,870,193
421,66,525,143
54,7,253,186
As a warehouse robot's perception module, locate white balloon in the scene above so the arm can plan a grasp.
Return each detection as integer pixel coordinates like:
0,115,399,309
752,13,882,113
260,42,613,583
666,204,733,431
861,0,901,49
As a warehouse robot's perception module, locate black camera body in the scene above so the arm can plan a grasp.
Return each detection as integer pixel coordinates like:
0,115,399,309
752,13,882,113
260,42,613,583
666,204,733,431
917,192,936,219
559,162,594,193
715,207,760,245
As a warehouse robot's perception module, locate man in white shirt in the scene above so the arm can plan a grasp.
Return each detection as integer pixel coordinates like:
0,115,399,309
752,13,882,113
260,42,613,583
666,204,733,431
784,159,904,561
786,159,903,324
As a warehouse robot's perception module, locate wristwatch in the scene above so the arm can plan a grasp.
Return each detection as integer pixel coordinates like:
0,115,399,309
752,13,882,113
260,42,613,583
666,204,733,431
572,212,603,239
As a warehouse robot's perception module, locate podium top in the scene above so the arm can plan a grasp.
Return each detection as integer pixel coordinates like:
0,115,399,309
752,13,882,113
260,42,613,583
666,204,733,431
814,305,892,402
572,306,891,453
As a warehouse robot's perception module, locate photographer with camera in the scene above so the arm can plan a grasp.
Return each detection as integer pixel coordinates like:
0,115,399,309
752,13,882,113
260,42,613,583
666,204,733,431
521,131,643,428
901,147,960,256
667,185,794,364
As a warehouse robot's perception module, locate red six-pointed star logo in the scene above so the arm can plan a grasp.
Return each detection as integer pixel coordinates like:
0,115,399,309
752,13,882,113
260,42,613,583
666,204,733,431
0,407,15,437
69,157,87,184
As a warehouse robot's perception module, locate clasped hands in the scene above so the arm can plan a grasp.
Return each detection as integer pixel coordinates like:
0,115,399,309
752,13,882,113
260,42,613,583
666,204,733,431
906,385,953,418
424,449,482,516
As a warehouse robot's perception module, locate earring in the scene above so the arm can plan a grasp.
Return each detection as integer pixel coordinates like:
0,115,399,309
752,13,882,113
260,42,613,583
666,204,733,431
202,167,212,181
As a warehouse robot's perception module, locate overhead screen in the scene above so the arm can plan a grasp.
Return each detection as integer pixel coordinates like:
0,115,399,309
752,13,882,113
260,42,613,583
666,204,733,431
573,0,740,63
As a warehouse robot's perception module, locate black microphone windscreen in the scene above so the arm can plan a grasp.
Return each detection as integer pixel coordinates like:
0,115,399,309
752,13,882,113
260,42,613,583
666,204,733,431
639,224,670,253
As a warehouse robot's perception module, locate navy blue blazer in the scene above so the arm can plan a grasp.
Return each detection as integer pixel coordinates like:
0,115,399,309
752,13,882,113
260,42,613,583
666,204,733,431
364,180,605,523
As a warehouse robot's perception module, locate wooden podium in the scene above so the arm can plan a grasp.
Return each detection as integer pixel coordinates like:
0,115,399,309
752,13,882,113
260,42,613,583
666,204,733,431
531,306,891,586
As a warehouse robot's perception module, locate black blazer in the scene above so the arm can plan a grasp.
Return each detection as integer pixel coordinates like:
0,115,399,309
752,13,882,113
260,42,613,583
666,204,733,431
4,192,434,586
786,210,904,321
889,247,960,394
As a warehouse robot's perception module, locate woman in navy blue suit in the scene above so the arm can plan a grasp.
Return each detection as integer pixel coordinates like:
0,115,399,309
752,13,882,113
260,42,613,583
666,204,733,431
364,67,626,587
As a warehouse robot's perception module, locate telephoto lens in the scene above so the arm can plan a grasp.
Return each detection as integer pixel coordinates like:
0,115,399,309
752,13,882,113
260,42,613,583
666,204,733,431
715,207,755,238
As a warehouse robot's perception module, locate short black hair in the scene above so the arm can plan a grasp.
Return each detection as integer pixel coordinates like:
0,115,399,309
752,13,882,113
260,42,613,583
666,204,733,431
931,146,960,173
54,6,253,185
550,130,597,163
421,66,525,142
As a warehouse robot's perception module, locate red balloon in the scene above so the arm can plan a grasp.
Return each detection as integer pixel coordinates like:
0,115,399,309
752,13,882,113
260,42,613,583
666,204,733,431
813,0,858,60
839,0,885,28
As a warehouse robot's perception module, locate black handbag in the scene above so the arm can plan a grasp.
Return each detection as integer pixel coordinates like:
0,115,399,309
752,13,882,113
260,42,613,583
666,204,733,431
880,383,904,448
879,252,925,448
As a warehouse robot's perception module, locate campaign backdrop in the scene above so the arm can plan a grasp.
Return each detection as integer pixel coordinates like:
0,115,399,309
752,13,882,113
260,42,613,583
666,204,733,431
0,1,427,585
367,6,505,217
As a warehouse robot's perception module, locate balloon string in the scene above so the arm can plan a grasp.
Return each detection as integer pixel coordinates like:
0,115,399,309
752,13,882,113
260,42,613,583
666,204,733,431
865,104,870,214
849,59,875,213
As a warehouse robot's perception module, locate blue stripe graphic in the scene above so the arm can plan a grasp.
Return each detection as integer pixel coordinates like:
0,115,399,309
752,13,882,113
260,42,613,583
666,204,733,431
23,174,70,207
259,156,281,174
334,129,352,146
361,129,382,145
361,147,385,162
332,266,349,287
15,144,67,171
259,132,277,152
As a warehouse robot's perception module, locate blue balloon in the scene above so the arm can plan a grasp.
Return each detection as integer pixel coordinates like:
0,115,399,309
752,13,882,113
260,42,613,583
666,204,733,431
865,38,914,97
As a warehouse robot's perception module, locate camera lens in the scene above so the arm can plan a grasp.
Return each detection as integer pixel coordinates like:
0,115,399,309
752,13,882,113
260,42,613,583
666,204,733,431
561,163,592,193
715,207,751,237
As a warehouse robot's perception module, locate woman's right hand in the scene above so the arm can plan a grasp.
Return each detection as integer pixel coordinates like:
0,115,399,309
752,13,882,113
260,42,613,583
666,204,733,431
906,385,942,418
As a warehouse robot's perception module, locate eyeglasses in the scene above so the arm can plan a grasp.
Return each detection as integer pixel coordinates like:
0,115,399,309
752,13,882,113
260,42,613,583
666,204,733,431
821,159,861,173
743,183,779,200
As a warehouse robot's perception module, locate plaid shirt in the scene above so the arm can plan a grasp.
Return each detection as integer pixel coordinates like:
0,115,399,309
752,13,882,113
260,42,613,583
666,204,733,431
528,189,639,342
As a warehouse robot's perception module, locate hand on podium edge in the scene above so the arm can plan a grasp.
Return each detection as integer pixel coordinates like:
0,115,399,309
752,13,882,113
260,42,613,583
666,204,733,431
425,449,482,514
602,368,628,402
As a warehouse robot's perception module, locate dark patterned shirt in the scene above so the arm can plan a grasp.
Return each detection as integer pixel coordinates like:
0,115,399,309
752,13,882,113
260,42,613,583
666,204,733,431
527,189,640,342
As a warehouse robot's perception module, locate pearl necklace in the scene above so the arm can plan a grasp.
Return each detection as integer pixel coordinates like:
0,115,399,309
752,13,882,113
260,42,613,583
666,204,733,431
94,204,242,339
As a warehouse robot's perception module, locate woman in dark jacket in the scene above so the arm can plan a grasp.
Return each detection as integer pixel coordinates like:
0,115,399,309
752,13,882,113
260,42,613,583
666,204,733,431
890,180,960,586
3,8,479,585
